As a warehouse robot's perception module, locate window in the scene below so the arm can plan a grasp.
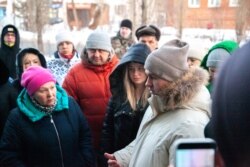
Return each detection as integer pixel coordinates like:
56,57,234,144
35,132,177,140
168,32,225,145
229,0,239,7
208,0,221,7
0,7,6,20
188,0,200,8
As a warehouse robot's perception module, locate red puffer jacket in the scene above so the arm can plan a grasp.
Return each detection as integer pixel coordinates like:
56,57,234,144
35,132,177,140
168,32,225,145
63,56,119,150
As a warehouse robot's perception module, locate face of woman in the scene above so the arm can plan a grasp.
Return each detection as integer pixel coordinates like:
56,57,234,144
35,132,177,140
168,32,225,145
128,62,147,87
33,82,56,107
22,53,42,71
58,41,74,55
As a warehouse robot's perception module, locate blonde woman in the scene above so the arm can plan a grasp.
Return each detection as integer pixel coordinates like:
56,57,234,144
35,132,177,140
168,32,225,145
100,43,151,166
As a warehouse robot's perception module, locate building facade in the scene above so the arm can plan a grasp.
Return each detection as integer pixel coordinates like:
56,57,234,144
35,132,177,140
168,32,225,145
166,0,238,29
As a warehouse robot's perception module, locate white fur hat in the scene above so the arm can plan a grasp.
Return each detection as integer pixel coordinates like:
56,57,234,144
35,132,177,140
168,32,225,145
55,31,75,46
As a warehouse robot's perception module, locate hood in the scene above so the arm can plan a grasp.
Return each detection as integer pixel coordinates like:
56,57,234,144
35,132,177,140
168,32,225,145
200,40,239,70
209,42,250,166
16,48,47,79
1,24,20,50
0,58,9,85
149,67,210,115
109,43,151,95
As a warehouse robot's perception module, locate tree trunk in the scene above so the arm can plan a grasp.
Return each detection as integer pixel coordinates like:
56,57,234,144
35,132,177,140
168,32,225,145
177,0,183,38
71,0,79,30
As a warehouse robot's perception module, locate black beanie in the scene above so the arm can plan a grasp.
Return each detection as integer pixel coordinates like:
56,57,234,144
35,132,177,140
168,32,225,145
135,25,161,41
2,24,18,36
120,19,132,30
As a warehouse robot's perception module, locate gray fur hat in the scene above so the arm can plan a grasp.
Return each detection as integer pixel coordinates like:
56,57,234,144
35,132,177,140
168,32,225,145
144,39,189,81
85,30,112,52
206,48,230,68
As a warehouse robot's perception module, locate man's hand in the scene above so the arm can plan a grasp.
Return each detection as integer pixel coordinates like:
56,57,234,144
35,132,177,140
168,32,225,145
104,153,121,167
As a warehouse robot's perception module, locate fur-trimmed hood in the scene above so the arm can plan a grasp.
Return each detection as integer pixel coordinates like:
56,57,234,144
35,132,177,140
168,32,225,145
149,67,211,116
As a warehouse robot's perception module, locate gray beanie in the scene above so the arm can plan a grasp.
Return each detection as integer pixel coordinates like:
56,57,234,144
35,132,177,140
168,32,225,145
86,30,112,52
206,48,230,68
144,39,189,81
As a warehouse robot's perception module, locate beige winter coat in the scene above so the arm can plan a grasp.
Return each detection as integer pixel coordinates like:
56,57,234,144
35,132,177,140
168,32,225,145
114,67,211,167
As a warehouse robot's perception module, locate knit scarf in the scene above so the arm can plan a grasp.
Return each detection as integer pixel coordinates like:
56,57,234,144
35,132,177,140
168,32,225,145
17,85,69,122
59,51,75,60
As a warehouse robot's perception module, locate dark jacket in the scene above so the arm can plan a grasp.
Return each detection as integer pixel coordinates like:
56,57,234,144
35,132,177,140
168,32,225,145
206,41,250,166
0,24,21,79
0,86,95,167
0,59,17,137
101,43,151,155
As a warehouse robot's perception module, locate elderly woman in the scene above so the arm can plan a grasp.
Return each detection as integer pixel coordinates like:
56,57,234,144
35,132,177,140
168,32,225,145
0,66,95,167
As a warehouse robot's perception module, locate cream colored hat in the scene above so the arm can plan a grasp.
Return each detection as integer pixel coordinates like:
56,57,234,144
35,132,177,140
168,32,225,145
187,46,206,61
144,39,189,81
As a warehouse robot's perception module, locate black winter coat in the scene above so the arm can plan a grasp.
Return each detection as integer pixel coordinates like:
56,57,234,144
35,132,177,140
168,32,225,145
101,95,148,153
0,97,95,167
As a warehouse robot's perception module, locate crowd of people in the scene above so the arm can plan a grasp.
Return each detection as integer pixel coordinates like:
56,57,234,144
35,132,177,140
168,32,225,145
0,19,249,167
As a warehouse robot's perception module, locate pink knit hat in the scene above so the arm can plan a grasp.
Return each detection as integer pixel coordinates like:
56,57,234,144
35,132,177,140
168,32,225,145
21,66,56,95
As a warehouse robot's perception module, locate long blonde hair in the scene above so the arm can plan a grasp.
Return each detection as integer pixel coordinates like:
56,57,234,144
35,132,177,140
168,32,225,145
123,65,149,111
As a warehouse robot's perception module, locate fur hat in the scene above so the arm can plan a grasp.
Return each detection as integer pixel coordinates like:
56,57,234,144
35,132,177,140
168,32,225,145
85,30,112,52
144,39,189,81
188,47,206,61
135,25,161,41
21,66,56,95
55,31,75,46
206,48,230,68
120,19,132,30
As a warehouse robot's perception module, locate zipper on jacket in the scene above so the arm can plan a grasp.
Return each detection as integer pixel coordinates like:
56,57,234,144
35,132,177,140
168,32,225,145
50,115,65,167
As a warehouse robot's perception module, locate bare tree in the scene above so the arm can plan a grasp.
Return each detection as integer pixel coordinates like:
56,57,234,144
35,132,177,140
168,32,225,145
235,0,250,43
14,0,50,52
71,0,79,30
175,0,184,39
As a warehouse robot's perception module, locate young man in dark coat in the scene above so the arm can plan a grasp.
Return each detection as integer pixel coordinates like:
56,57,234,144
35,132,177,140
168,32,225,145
0,24,21,80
